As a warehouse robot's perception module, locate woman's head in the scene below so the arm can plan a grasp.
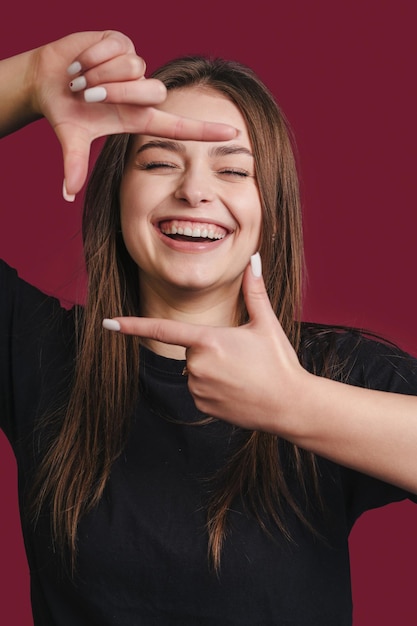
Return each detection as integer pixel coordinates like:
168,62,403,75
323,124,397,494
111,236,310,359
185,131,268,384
84,55,304,337
119,86,262,313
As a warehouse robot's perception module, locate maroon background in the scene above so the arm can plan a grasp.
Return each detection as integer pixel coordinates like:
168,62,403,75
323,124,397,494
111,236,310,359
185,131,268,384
1,1,417,623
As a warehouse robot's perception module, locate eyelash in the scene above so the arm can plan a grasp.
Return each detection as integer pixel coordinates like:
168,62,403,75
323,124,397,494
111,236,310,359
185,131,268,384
138,162,250,178
219,169,250,178
139,161,176,170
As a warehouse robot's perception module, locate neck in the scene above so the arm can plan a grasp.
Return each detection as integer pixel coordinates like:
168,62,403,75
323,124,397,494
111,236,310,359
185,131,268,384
139,281,242,360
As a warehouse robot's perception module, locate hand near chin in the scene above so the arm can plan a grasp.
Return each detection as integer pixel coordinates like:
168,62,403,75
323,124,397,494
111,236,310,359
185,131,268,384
104,254,310,435
30,30,237,198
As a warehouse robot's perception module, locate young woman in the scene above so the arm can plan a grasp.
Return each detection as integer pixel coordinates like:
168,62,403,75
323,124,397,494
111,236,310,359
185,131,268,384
1,30,417,626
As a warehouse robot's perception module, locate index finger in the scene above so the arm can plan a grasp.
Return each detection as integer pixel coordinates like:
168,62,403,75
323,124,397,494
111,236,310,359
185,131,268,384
133,107,238,142
103,316,206,348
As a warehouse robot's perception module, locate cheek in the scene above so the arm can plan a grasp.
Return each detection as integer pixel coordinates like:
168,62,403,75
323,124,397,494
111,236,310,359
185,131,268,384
120,172,168,225
119,183,148,231
248,201,263,252
119,189,143,259
233,186,262,225
246,192,263,239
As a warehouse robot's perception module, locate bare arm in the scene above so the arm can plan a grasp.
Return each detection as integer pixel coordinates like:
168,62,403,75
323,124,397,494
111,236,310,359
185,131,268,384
291,368,417,493
0,49,42,137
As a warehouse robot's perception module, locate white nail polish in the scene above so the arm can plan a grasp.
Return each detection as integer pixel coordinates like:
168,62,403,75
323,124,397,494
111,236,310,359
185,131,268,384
69,76,87,92
67,61,82,76
102,319,121,331
84,87,107,103
62,180,75,203
250,252,262,277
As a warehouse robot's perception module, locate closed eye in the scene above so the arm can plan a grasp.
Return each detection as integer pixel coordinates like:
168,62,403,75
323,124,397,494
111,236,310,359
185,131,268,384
218,168,251,178
138,161,178,171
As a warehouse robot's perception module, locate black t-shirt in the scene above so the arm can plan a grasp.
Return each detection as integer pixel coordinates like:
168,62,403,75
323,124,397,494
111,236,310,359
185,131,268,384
1,260,417,626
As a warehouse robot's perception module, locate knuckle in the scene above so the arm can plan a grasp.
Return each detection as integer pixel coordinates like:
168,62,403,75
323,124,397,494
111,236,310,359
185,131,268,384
127,54,146,77
203,335,223,359
143,108,158,133
186,356,203,380
150,322,166,343
152,79,167,101
84,67,99,86
248,287,266,301
189,385,206,407
120,82,130,101
173,117,186,139
105,30,132,52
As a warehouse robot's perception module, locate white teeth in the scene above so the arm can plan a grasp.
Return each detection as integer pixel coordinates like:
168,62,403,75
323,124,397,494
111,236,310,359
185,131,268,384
160,221,227,240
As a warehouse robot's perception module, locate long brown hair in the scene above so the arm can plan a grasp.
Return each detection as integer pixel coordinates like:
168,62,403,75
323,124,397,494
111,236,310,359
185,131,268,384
33,55,319,572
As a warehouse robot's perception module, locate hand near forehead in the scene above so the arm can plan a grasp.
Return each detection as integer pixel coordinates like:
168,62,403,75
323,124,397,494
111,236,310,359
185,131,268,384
103,254,307,433
28,31,237,198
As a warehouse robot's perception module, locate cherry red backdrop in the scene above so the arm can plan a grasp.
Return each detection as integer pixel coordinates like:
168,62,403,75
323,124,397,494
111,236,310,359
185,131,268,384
1,1,416,624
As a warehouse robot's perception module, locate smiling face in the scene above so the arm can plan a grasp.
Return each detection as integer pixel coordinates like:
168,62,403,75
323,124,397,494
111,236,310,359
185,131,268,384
120,86,262,314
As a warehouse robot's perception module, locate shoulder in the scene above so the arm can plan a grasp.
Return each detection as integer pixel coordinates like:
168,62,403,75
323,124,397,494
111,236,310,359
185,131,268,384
0,259,79,329
0,260,80,379
299,321,417,395
0,260,80,444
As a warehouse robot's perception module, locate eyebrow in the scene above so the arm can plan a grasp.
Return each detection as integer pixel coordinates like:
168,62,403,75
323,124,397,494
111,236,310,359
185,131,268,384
136,140,185,155
136,140,253,158
209,144,253,158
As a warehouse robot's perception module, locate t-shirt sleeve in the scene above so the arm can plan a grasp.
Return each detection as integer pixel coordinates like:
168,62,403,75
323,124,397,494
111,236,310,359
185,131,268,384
0,260,76,449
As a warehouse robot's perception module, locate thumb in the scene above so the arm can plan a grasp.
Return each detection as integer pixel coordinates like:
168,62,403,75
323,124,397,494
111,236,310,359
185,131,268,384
56,124,91,199
242,252,275,324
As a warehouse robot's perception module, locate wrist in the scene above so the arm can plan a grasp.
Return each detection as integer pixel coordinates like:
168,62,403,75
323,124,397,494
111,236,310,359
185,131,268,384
0,48,43,138
281,369,321,442
258,367,318,442
25,46,45,119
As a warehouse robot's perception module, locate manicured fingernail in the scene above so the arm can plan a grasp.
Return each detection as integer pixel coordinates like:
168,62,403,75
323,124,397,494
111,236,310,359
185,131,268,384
67,61,82,75
84,87,107,103
69,76,87,92
250,252,262,277
62,180,75,202
103,319,121,331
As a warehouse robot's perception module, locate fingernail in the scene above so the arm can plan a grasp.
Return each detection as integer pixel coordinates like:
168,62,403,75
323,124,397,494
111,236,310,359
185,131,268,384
250,252,262,277
69,76,87,92
62,180,75,202
102,319,121,331
84,87,107,103
67,61,82,76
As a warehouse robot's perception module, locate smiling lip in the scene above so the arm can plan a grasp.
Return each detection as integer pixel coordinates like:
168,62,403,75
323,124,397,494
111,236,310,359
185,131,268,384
155,218,232,252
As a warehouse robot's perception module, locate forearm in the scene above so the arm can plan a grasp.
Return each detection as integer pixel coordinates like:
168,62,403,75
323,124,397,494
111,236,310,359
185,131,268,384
0,48,42,137
287,373,417,494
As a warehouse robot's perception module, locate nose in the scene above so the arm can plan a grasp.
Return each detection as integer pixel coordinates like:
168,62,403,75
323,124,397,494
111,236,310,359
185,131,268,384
174,167,214,207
